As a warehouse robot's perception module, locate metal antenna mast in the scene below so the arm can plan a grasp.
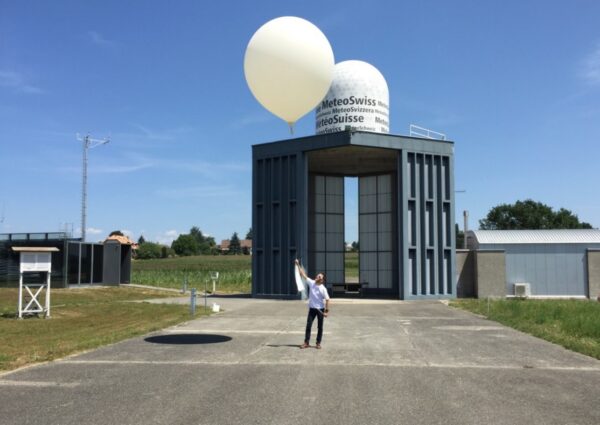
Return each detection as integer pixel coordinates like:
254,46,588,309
77,133,109,242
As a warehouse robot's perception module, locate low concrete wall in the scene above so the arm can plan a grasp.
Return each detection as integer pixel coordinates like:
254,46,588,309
587,249,600,300
456,249,475,298
475,250,506,298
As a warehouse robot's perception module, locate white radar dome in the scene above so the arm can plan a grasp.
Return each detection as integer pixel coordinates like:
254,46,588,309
315,60,389,135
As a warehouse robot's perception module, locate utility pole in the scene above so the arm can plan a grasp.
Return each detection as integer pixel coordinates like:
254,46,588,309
463,210,469,249
455,190,467,249
77,134,109,242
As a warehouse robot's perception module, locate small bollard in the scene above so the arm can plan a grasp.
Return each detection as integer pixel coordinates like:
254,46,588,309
204,278,208,312
190,288,197,316
210,271,219,295
182,276,188,294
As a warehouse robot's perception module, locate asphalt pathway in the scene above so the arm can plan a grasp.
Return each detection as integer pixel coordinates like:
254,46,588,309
1,297,599,425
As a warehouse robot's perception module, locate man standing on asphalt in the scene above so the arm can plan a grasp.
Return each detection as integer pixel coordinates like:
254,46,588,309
295,259,330,349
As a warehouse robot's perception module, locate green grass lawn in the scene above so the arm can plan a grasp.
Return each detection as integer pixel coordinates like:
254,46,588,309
132,255,251,292
345,252,359,278
0,287,208,371
451,298,600,360
133,253,361,290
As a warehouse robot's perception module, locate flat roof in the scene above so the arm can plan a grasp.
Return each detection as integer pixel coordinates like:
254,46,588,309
468,229,600,244
11,247,60,252
253,130,454,159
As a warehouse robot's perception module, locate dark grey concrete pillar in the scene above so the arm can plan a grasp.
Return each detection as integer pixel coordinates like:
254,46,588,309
587,249,600,300
475,250,506,298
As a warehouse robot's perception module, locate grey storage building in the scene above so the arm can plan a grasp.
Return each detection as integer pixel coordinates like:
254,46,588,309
465,229,600,298
252,130,456,300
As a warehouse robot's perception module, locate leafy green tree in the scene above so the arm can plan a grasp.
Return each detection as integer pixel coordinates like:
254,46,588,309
229,232,241,255
171,234,199,256
109,230,124,237
455,224,464,248
189,226,216,255
479,199,593,230
553,208,592,229
136,242,162,259
245,228,253,240
190,226,203,242
137,235,146,244
351,241,359,252
161,246,174,258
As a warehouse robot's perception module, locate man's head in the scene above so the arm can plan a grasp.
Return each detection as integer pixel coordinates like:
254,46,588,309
315,273,325,285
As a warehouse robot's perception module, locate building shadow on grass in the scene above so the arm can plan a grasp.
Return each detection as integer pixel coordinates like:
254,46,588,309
145,334,232,345
1,312,42,319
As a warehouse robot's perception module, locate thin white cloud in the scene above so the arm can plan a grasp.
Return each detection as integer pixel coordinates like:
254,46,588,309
315,10,348,32
111,125,195,148
86,227,103,235
156,229,179,246
125,153,251,176
580,43,600,85
156,185,247,200
57,152,248,177
232,112,274,128
90,163,154,174
0,70,44,94
162,158,251,174
130,124,196,141
58,160,154,175
88,31,116,47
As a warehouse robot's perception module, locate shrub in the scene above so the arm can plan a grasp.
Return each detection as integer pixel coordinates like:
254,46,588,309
136,242,163,259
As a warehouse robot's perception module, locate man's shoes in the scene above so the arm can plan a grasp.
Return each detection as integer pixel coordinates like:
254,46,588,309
316,343,322,349
300,342,310,349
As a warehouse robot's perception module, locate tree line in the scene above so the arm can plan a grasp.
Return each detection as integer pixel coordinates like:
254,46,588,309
455,199,592,247
136,227,252,259
134,199,593,259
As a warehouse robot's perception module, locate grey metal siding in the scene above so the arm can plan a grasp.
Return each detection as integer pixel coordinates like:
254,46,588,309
481,243,600,296
402,151,455,299
308,175,345,284
252,151,304,297
102,242,121,285
359,173,398,296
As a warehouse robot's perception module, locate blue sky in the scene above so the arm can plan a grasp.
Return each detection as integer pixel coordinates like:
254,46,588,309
1,1,599,245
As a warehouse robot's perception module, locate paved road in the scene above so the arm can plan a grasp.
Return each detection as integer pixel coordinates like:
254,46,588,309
1,297,599,425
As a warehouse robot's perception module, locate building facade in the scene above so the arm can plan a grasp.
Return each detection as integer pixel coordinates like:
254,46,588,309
252,130,455,299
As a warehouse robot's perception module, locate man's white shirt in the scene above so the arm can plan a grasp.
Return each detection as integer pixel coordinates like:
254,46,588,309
306,278,330,309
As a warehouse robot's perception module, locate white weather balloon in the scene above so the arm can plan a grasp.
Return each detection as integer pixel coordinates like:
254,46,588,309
244,17,335,129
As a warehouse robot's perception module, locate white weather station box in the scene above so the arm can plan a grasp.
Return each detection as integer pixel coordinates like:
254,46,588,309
12,247,58,318
19,252,52,272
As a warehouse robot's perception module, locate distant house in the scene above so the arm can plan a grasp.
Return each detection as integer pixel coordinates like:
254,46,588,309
104,234,138,251
219,239,252,255
104,235,139,252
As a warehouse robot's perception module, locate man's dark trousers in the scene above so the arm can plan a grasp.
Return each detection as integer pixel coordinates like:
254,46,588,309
304,308,325,344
